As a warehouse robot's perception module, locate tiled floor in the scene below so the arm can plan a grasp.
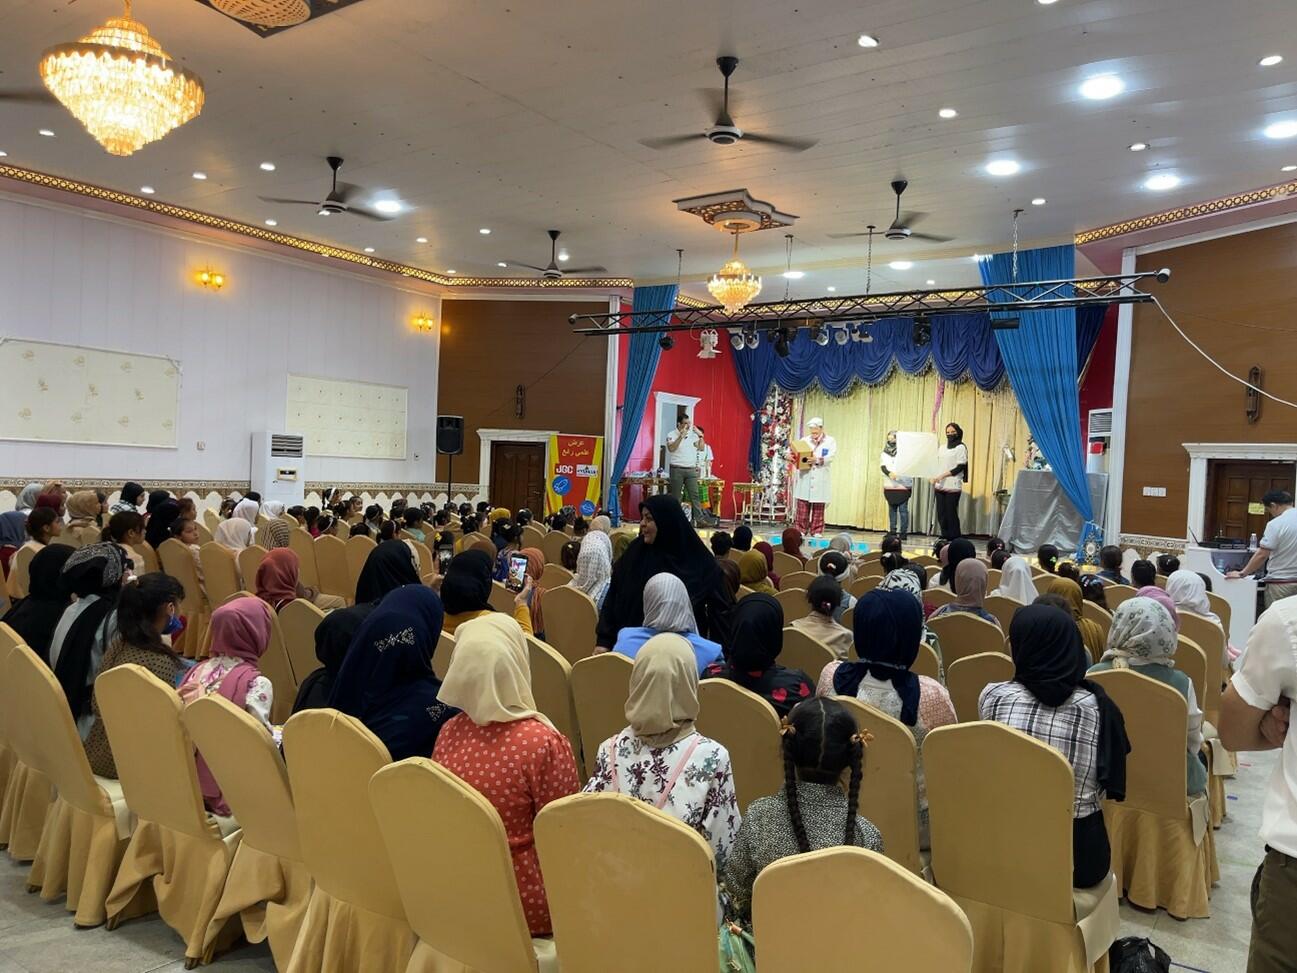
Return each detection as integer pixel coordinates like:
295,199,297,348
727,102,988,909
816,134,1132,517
0,751,1275,972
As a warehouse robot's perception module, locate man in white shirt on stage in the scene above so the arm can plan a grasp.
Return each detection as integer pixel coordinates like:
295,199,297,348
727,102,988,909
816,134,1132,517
666,414,715,525
793,417,836,536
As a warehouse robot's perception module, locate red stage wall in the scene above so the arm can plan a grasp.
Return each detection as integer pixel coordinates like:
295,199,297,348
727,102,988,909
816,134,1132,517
1078,306,1118,451
615,330,751,520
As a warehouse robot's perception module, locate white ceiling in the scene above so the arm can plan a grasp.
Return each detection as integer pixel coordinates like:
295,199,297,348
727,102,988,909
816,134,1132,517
3,0,1297,301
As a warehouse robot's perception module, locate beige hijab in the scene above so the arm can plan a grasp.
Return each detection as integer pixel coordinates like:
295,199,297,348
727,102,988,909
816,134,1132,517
436,614,554,729
625,633,699,748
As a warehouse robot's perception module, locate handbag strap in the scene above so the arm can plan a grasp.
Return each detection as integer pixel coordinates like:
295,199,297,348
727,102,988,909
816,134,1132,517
605,733,703,809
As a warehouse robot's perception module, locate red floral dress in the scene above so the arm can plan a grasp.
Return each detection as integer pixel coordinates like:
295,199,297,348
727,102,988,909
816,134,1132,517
433,714,580,935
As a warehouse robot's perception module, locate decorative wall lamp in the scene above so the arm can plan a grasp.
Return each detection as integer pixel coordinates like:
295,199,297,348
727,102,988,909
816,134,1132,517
195,268,225,291
411,311,436,333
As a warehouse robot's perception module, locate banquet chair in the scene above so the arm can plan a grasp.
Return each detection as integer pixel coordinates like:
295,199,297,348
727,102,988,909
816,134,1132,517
432,631,455,681
193,521,214,546
410,540,435,582
521,524,547,550
97,665,243,968
371,758,559,973
848,574,881,598
911,555,940,567
774,587,811,623
535,793,716,973
1103,584,1138,610
986,568,1001,590
1205,593,1231,638
134,543,161,575
344,533,377,598
471,538,498,558
1082,601,1112,641
6,543,36,600
727,547,745,565
946,653,1015,723
182,696,310,970
780,627,835,684
0,635,55,861
927,613,1007,667
781,570,817,591
541,531,569,566
925,564,943,583
1172,631,1229,822
199,543,241,607
569,653,633,779
158,538,212,660
842,606,854,631
923,588,956,610
538,564,573,589
858,560,886,578
833,697,924,875
202,508,220,534
538,585,597,665
737,584,757,600
925,722,1119,973
282,710,415,972
1179,614,1225,723
1033,575,1058,596
696,679,783,812
237,545,267,594
288,528,320,590
279,598,327,687
754,847,973,973
1088,669,1215,919
313,534,351,602
772,550,802,579
9,643,129,928
913,642,942,682
485,581,513,615
527,634,582,762
983,595,1023,634
1173,637,1208,716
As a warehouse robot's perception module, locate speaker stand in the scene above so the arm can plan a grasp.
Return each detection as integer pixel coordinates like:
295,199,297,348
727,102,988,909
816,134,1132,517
446,453,454,505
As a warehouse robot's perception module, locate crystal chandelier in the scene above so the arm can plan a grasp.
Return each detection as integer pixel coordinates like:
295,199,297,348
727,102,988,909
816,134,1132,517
39,0,205,157
707,231,762,314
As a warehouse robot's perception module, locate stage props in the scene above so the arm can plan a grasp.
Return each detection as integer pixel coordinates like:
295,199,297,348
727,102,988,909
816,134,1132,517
892,431,942,479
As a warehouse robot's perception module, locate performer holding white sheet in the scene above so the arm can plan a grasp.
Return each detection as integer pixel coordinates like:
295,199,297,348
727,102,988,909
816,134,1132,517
793,417,836,536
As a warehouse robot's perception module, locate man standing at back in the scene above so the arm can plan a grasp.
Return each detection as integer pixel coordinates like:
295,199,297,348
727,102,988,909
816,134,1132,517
1229,490,1297,608
666,413,704,521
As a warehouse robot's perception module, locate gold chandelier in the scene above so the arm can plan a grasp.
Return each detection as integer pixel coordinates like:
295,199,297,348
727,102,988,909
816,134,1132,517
39,0,205,157
707,231,762,314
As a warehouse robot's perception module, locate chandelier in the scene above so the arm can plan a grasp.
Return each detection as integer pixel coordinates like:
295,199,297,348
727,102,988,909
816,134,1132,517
39,0,205,157
707,231,762,314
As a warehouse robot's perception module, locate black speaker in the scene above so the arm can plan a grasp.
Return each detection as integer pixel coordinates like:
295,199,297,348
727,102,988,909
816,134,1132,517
436,415,464,455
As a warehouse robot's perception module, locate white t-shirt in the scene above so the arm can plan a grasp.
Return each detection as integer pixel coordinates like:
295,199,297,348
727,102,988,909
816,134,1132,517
1230,598,1297,857
668,429,702,468
936,443,968,493
1260,507,1297,580
880,451,913,491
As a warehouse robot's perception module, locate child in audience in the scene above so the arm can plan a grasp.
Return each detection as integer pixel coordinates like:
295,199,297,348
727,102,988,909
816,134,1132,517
105,511,146,576
986,537,1007,559
402,507,427,543
1037,543,1060,574
1156,553,1180,577
1,545,74,663
169,516,206,598
990,549,1010,570
704,593,814,716
723,697,883,921
790,575,854,659
710,530,733,558
1097,545,1129,585
930,559,1002,630
1080,574,1109,610
1130,559,1157,589
492,523,523,579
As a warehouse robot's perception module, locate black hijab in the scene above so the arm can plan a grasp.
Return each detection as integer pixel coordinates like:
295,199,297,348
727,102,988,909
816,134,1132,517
439,549,494,615
53,543,127,719
355,540,422,604
1008,604,1130,799
146,499,181,550
941,537,977,589
121,482,146,506
732,524,753,551
946,422,964,449
709,593,810,716
1,544,74,663
146,490,170,515
291,603,374,714
834,588,923,725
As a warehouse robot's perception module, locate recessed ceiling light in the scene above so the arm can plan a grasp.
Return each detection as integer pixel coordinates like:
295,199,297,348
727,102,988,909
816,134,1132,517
1260,55,1284,67
38,129,55,137
1079,74,1125,101
416,236,428,244
782,270,806,279
192,171,207,180
1143,172,1181,191
1265,120,1297,140
478,227,491,235
1283,165,1297,172
139,185,155,194
826,286,836,292
363,247,375,253
374,200,402,214
446,269,456,274
264,219,277,227
938,107,958,119
888,260,913,270
1031,197,1046,206
1129,142,1148,152
259,161,276,171
985,159,1021,177
1037,0,1059,5
557,252,570,262
926,279,936,286
857,33,879,48
0,150,7,157
497,261,508,268
971,253,987,262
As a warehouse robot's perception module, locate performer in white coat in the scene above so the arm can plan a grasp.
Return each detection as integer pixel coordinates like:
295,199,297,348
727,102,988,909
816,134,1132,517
793,417,836,536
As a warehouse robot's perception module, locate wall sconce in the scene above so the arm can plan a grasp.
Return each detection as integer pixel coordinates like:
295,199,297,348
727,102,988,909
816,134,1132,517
411,312,436,333
195,268,225,291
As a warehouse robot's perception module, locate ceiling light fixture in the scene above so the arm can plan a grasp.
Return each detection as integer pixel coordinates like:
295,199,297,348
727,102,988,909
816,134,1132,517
259,161,275,171
1079,74,1125,100
497,261,508,267
985,159,1021,177
888,260,913,270
926,279,936,286
416,236,428,243
264,218,277,226
478,227,491,235
1037,0,1060,5
0,151,7,157
363,247,375,253
1144,172,1181,191
826,286,836,292
446,269,456,274
1265,120,1297,140
1031,197,1046,206
857,33,879,48
139,185,154,194
192,171,207,180
1284,165,1297,172
938,107,958,119
374,200,402,214
557,252,570,262
1260,55,1284,67
782,270,805,279
38,129,56,137
38,0,205,157
708,231,763,314
1129,142,1148,152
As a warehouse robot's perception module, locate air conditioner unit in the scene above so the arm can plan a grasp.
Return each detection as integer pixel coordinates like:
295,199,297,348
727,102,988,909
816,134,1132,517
1087,408,1113,441
251,432,306,506
1086,409,1113,475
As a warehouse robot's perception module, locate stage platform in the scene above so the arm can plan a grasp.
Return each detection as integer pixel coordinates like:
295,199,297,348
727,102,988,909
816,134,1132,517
696,524,948,559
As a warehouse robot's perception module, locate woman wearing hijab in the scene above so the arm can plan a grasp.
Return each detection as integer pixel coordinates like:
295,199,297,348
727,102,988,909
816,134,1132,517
739,549,778,596
1090,599,1206,796
1,544,75,663
179,599,275,815
930,558,1002,630
1166,569,1223,633
255,548,305,613
568,531,613,610
584,633,740,866
144,498,181,551
754,541,782,589
328,585,457,760
596,495,734,649
790,576,855,660
716,559,741,599
588,514,612,535
880,430,914,540
0,482,44,548
703,594,813,715
1038,576,1105,661
930,422,968,539
110,482,145,515
613,573,722,673
439,549,533,634
354,539,422,605
877,568,944,663
992,555,1037,605
820,590,955,837
939,537,977,590
519,547,547,639
65,490,102,534
231,497,260,532
434,614,581,936
50,543,128,737
254,518,292,550
980,604,1131,888
780,528,807,565
213,515,254,553
1136,586,1180,631
291,604,372,714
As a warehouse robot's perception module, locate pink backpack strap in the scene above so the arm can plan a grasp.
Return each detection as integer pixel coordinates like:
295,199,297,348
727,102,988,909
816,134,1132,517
654,734,702,810
603,737,620,794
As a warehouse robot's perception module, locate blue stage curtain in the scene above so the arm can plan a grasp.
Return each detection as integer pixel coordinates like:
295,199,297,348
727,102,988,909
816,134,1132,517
979,245,1099,550
1075,304,1106,373
608,284,677,524
731,336,778,476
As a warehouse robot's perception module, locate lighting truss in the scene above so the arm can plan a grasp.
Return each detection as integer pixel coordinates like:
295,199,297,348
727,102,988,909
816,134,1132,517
568,269,1170,335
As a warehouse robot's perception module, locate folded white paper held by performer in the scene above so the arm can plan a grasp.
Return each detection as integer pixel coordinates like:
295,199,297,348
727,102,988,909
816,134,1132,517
892,431,943,478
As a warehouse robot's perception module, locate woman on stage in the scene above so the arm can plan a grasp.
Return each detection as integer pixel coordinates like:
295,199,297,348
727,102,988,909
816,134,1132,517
793,417,835,536
931,422,968,540
880,430,913,541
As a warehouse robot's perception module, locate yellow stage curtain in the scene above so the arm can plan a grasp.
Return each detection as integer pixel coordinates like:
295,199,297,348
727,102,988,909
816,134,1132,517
800,374,1031,537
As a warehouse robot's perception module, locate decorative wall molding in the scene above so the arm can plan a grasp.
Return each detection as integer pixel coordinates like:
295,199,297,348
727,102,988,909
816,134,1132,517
477,428,558,494
1118,533,1186,555
1183,442,1297,541
1075,179,1297,245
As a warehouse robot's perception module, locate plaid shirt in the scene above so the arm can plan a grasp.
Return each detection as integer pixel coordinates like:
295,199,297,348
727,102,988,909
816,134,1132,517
978,681,1103,817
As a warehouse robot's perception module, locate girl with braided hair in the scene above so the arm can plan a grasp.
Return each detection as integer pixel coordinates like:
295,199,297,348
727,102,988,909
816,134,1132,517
722,697,882,922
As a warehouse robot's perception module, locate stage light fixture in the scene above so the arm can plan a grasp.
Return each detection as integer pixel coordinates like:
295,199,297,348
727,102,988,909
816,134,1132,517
912,315,931,346
834,327,850,346
744,331,760,350
730,332,745,351
810,324,829,346
658,334,674,350
990,316,1021,331
773,326,792,358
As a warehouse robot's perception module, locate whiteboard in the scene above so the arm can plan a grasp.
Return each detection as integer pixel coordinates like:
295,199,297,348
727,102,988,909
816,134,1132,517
0,337,180,448
287,373,408,459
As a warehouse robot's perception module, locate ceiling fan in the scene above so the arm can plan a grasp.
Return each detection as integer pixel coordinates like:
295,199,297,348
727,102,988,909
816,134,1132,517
639,56,818,152
829,178,953,242
0,88,55,105
257,156,394,221
505,230,606,279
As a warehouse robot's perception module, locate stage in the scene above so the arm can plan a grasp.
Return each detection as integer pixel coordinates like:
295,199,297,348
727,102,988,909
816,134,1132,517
696,523,948,558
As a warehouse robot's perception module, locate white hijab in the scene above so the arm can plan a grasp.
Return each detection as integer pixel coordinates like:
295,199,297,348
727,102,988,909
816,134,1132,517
1166,569,1220,625
261,500,285,518
992,555,1036,604
642,573,698,634
233,498,260,527
213,518,253,551
571,531,613,603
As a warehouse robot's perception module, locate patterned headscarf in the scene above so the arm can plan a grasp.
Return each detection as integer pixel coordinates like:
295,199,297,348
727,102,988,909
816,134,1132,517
256,518,292,550
642,573,699,634
572,531,613,604
61,542,126,597
878,567,922,604
1102,597,1178,669
1136,586,1180,632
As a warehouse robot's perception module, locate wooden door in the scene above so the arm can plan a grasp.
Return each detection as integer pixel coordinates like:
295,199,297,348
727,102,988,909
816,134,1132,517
490,441,546,514
1205,460,1295,540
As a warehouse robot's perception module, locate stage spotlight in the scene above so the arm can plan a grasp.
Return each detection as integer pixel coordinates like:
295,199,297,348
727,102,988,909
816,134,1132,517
834,326,850,346
912,315,931,346
810,324,829,346
773,326,792,358
730,332,745,350
744,331,760,350
658,334,675,350
990,316,1021,331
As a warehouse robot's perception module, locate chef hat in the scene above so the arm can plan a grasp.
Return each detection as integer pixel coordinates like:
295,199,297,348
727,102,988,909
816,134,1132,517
807,417,824,428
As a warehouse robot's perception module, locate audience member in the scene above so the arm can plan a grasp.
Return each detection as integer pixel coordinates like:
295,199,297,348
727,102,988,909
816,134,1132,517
1037,543,1060,575
303,506,321,536
880,533,903,556
169,516,205,596
986,537,1007,559
703,593,813,716
175,497,197,523
1080,574,1109,611
1057,561,1082,583
1136,586,1180,631
1156,554,1181,577
1130,559,1157,589
817,552,853,614
589,514,613,535
710,530,733,558
255,518,291,550
518,547,547,639
930,558,1001,630
1038,576,1105,661
612,573,722,673
739,549,778,595
1,544,74,663
0,482,43,548
732,525,754,552
50,543,128,736
109,481,145,515
1167,569,1224,637
560,540,580,572
291,603,371,714
105,511,146,574
879,568,944,663
440,549,533,634
1097,545,1129,585
990,549,1010,570
22,507,62,552
255,548,306,613
780,527,806,563
789,575,854,659
66,490,102,534
214,510,254,551
354,540,422,605
991,555,1036,604
940,537,976,589
754,541,782,589
569,531,613,610
716,559,741,600
402,507,427,544
349,522,372,538
572,516,588,538
492,522,523,579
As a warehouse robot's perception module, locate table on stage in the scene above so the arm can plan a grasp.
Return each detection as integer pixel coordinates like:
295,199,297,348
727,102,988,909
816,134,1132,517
615,474,725,515
999,469,1109,554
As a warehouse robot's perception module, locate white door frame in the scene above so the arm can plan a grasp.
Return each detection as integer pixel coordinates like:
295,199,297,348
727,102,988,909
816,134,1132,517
478,428,557,501
654,392,701,470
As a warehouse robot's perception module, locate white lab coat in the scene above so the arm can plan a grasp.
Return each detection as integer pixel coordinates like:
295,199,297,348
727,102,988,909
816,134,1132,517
794,434,836,504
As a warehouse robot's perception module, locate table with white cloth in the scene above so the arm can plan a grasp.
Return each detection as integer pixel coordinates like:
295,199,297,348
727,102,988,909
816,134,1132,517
999,469,1109,554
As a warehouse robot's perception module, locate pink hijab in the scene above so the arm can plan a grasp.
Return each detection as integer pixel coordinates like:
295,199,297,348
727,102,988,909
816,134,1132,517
1135,586,1180,632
